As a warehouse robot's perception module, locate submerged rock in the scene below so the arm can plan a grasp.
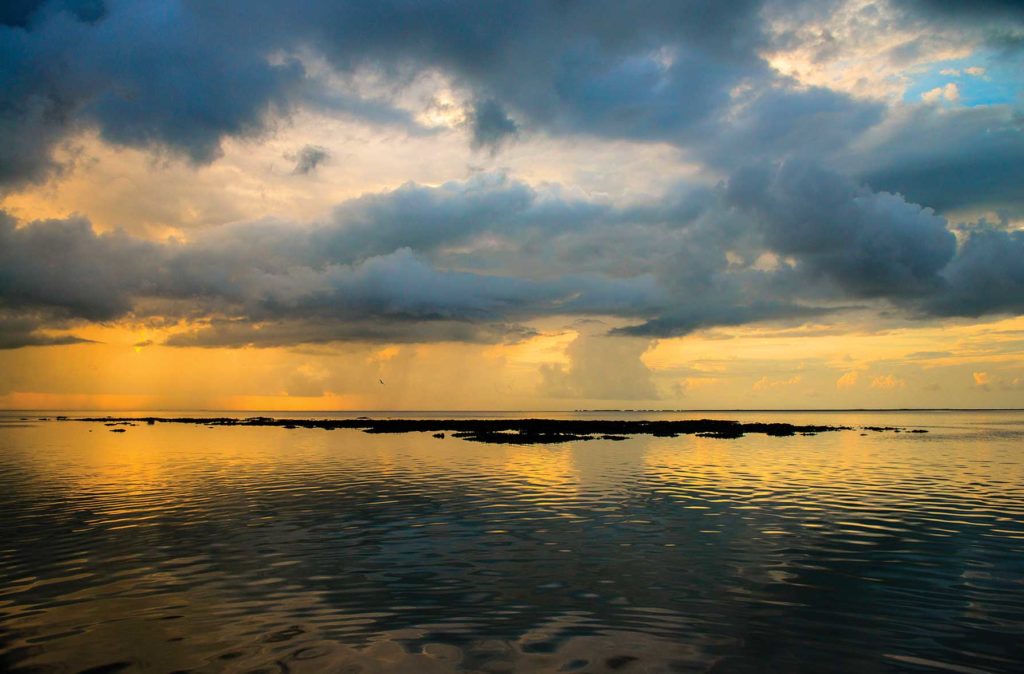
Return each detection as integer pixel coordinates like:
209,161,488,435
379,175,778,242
74,415,856,445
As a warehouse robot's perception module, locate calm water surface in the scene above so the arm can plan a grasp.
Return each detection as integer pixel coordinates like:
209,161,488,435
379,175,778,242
1,411,1022,673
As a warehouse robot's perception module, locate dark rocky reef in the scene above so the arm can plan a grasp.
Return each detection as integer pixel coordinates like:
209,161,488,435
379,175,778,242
72,416,859,445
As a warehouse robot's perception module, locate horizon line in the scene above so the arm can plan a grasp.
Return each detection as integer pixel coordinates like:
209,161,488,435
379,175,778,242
4,408,1024,414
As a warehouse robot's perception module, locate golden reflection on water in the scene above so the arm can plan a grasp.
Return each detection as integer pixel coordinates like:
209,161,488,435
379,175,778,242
1,412,1023,673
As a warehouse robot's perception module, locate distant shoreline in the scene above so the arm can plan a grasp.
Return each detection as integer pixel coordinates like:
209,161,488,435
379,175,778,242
57,415,925,444
4,408,1021,414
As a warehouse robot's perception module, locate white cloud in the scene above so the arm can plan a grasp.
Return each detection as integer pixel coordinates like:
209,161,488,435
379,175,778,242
921,83,959,103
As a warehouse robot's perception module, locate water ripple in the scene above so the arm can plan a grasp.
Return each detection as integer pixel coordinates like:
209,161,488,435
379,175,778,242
0,411,1022,672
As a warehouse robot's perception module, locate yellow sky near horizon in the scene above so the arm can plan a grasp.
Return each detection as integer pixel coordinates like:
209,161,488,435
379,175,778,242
2,313,1021,411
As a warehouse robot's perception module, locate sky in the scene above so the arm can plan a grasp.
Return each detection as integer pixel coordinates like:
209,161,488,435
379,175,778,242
1,0,1023,411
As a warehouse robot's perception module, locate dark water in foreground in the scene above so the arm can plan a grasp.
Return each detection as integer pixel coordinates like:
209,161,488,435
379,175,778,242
1,411,1022,673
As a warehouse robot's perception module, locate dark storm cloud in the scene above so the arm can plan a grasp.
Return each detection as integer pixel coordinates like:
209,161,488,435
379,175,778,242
0,0,105,28
896,0,1024,56
0,0,773,187
695,85,885,170
0,1,45,27
469,99,517,151
0,211,163,320
315,174,538,262
0,0,303,188
0,313,93,349
312,173,621,264
851,105,1024,215
725,159,956,298
81,6,303,164
925,226,1024,318
899,1,1024,21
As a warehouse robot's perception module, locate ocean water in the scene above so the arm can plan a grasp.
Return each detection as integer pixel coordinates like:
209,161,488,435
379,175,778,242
0,411,1022,673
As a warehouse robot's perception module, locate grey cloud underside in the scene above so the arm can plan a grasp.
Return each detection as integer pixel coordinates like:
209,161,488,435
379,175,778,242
0,179,674,346
163,319,535,349
0,313,94,349
3,166,1024,348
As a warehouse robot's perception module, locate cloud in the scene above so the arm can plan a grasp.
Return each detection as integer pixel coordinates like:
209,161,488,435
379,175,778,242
870,374,906,390
0,1,312,190
0,3,631,184
851,103,1024,215
289,145,329,174
0,211,164,320
0,313,93,349
0,175,675,348
285,364,328,397
678,376,721,392
836,370,858,389
1,1,1019,229
469,99,517,152
926,225,1024,318
0,0,775,189
0,0,1015,199
897,1,1024,56
970,370,1024,391
615,301,829,339
538,332,657,400
902,1,1024,22
163,317,529,348
725,159,956,299
920,82,959,102
752,374,801,392
1,0,1023,352
4,156,1024,350
694,84,884,170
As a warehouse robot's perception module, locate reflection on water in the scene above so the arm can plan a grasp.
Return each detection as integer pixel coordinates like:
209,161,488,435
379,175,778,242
1,411,1023,673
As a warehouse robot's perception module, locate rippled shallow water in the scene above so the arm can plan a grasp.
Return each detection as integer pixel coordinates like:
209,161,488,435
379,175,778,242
1,411,1023,673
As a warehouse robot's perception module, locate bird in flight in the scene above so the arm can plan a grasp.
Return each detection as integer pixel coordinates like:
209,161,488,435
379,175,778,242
379,378,385,385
